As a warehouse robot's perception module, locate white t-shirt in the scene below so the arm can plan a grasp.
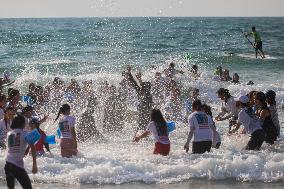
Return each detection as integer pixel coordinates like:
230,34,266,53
58,115,76,139
0,108,4,120
147,121,170,144
218,97,239,118
0,119,11,144
237,107,262,134
6,129,29,168
188,111,214,142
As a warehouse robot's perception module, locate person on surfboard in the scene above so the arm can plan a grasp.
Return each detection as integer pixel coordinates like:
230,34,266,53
245,26,265,59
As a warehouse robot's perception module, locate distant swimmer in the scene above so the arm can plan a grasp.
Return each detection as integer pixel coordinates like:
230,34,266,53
163,62,184,79
245,26,265,59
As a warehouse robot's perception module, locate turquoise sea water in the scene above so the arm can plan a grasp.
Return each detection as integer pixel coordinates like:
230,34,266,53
0,17,284,188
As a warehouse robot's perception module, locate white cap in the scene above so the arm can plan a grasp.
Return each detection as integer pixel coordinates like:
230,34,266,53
235,95,249,103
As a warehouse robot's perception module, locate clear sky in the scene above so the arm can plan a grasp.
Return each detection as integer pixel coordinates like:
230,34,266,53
0,0,283,18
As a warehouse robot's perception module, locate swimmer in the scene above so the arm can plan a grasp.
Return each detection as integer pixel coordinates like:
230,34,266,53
232,73,240,84
163,62,184,79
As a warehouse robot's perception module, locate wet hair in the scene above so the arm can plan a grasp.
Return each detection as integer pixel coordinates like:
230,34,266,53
4,106,15,113
8,89,20,101
10,115,25,129
150,109,167,136
55,104,71,121
192,99,202,111
29,83,36,90
217,88,231,102
0,93,6,102
265,90,276,105
252,26,256,31
202,104,213,118
169,62,175,68
256,92,268,109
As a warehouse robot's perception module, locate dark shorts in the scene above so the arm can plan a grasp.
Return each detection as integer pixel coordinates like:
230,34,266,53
255,41,263,50
154,142,170,156
4,162,32,189
192,141,212,154
245,129,265,150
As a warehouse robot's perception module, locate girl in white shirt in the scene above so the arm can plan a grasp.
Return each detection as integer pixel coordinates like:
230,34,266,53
229,95,265,150
133,109,170,156
55,104,78,158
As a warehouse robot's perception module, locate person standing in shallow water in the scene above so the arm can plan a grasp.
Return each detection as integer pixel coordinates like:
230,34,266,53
184,100,217,154
126,65,153,130
133,109,170,156
55,104,78,158
229,95,265,150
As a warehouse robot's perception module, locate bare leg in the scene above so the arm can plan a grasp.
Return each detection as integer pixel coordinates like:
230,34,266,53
260,50,265,58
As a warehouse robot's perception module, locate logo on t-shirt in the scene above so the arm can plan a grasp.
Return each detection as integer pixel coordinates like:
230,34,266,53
8,133,21,153
195,114,209,129
59,121,70,133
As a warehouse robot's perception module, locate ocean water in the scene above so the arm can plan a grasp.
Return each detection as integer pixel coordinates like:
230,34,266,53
0,17,284,188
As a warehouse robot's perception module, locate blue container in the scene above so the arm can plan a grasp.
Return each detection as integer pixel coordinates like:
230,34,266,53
25,129,41,144
45,135,56,144
57,128,61,138
167,121,176,133
21,95,33,106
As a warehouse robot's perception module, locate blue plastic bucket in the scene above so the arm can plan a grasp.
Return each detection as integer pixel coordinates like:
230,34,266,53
57,128,61,138
167,121,176,133
45,135,56,144
25,129,41,144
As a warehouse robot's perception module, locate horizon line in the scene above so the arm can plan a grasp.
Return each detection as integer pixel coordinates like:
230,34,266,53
0,16,283,19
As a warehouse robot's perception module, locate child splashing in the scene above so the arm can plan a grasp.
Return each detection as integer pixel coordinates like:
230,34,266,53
55,104,78,158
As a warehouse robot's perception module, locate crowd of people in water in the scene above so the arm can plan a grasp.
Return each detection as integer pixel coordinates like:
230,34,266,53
0,62,281,188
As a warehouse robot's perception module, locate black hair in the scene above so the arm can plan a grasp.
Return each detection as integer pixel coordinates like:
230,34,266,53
256,92,268,109
217,88,231,102
10,115,25,129
265,90,276,105
169,62,175,68
201,104,213,118
8,89,19,101
55,104,71,121
252,26,256,31
4,106,15,113
0,93,6,102
150,108,168,136
192,99,202,111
